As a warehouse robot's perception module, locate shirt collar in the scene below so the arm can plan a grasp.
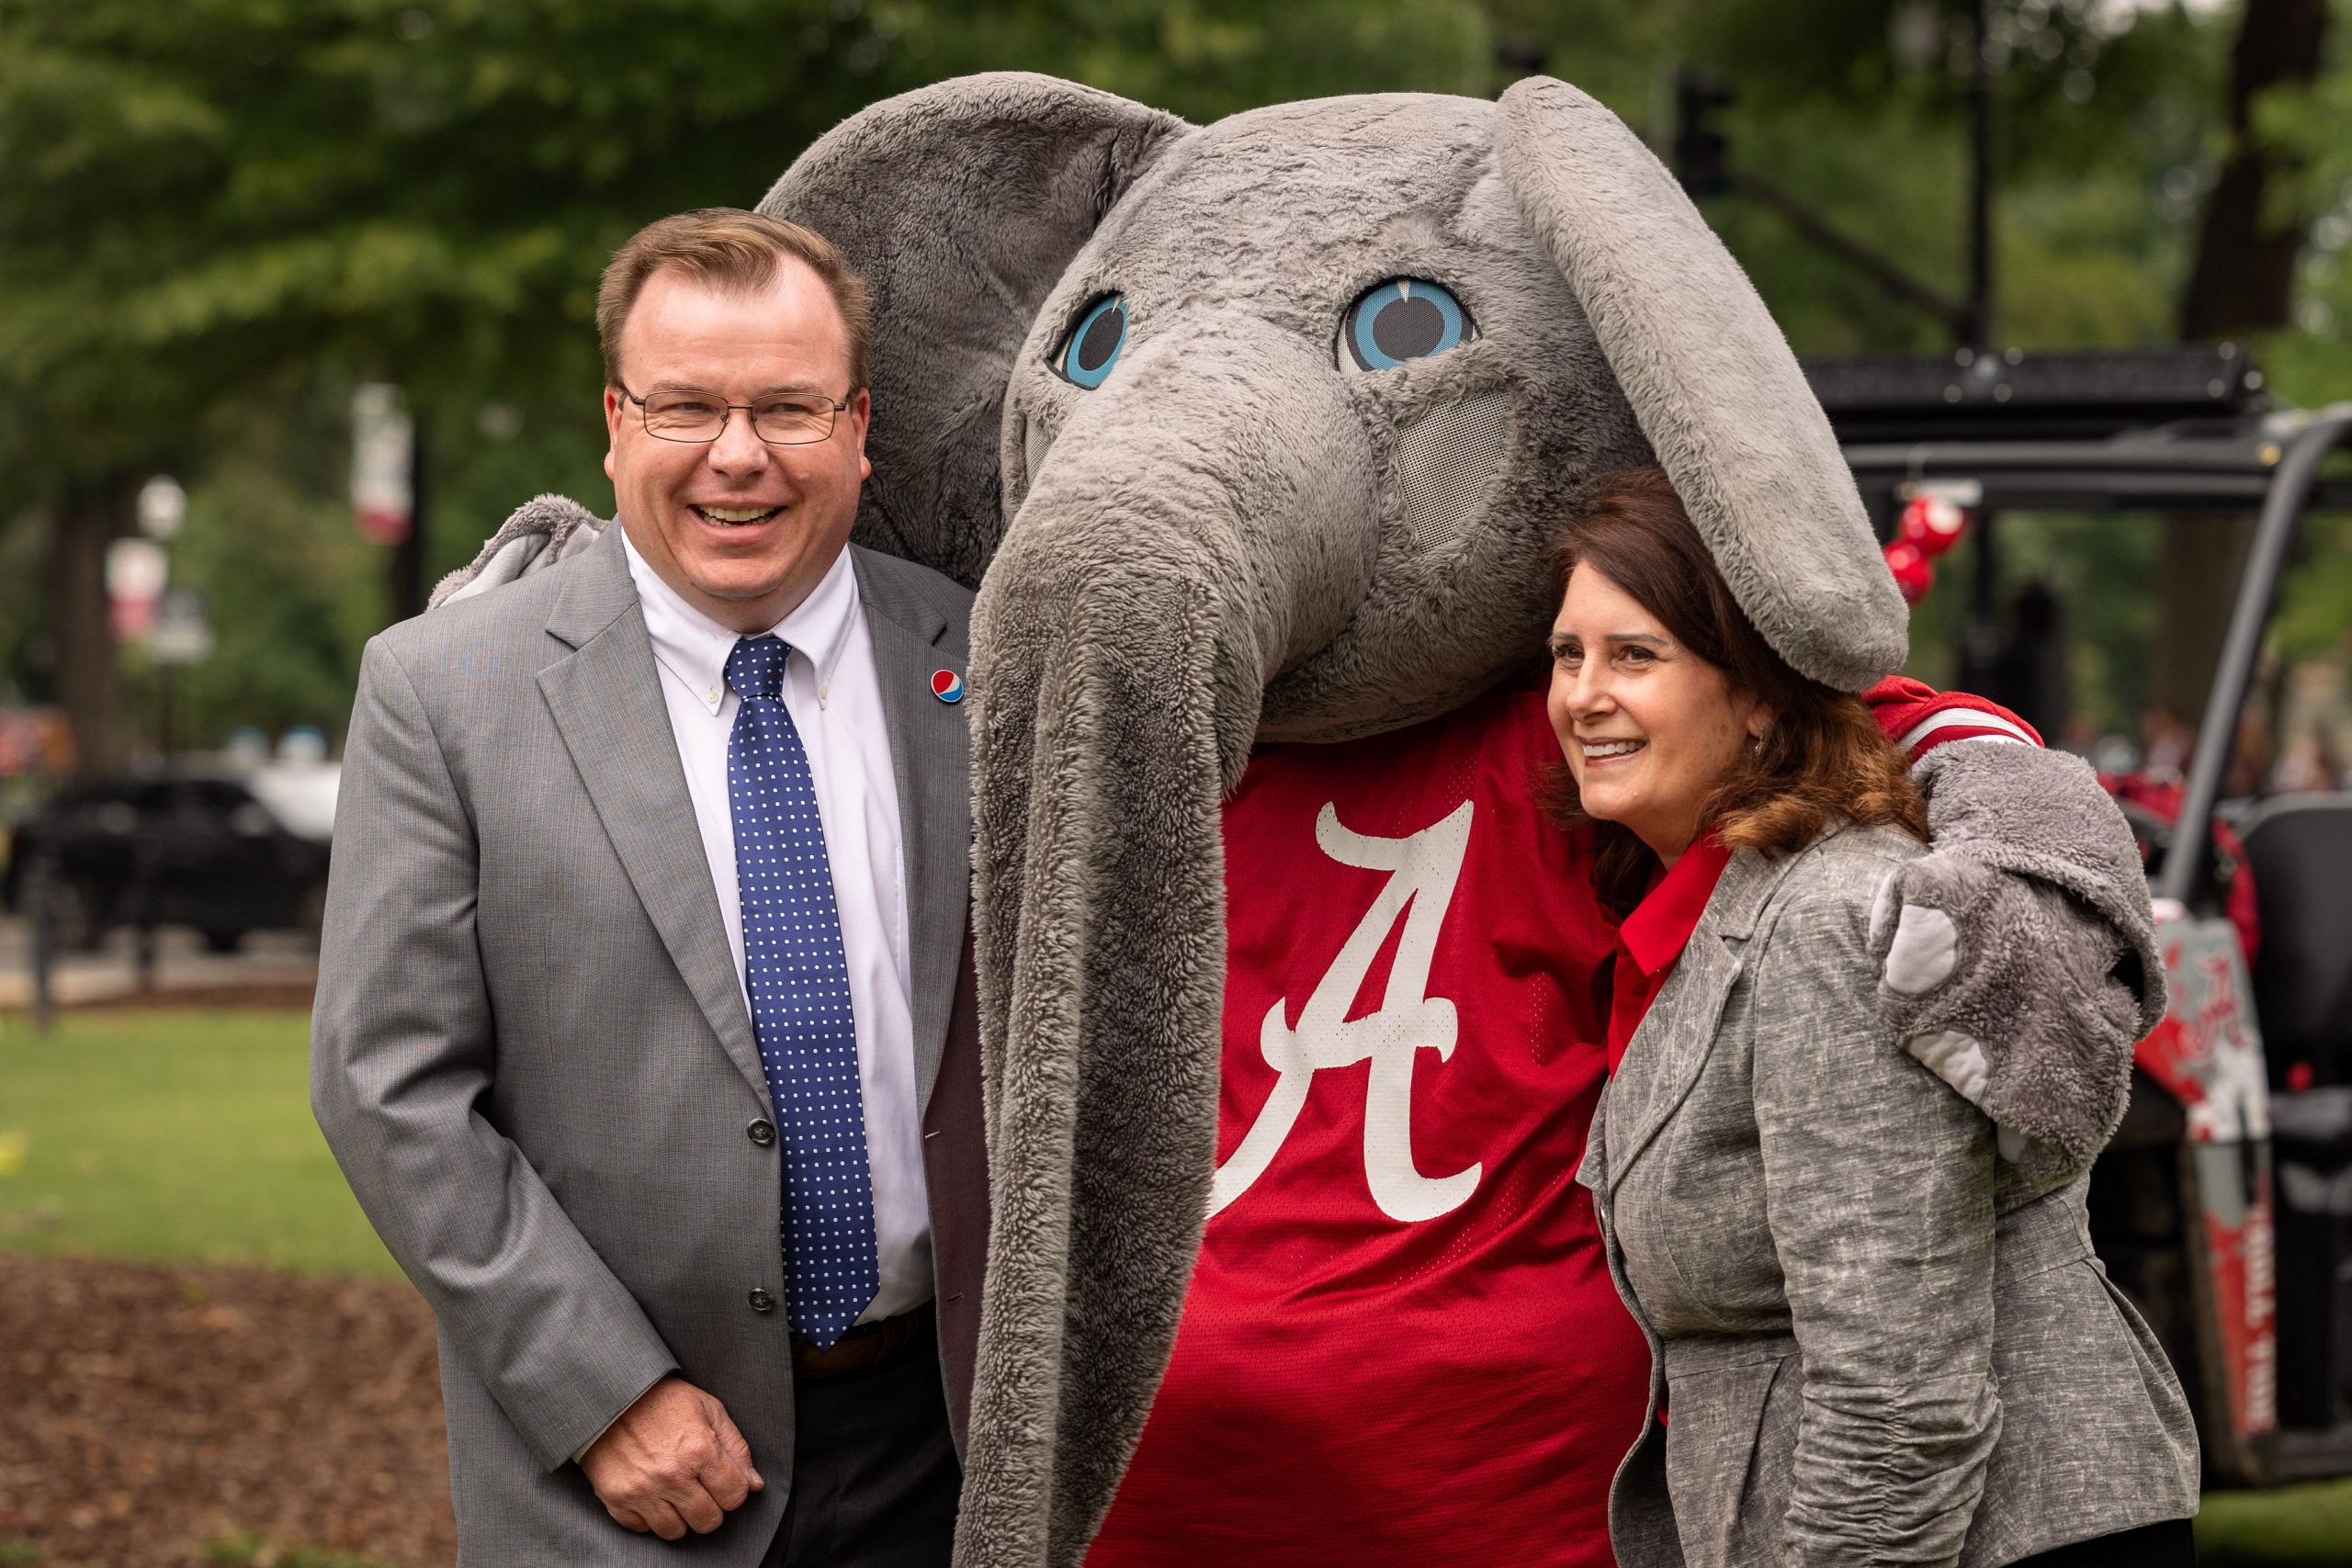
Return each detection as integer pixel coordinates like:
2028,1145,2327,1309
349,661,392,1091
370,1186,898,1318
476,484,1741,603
1617,830,1736,976
620,526,860,713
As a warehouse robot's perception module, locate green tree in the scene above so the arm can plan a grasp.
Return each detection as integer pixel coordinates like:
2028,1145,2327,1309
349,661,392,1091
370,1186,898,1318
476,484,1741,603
0,0,922,768
0,0,1498,767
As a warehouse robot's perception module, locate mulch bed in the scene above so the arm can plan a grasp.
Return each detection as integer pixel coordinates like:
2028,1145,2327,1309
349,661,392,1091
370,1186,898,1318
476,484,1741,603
0,1253,456,1568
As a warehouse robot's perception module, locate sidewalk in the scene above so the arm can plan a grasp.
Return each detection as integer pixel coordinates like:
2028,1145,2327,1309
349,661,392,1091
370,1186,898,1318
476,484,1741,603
0,918,318,1010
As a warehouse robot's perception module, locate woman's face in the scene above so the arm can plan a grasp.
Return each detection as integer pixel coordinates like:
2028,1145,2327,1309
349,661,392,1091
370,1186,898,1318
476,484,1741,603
1546,564,1768,863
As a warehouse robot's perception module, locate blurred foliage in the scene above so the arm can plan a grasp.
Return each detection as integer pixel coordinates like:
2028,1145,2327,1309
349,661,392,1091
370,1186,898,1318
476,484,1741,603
2278,510,2352,661
878,0,1498,117
1904,509,2168,736
2257,34,2352,404
0,0,926,624
0,517,45,706
0,0,2346,751
0,0,917,468
116,398,384,748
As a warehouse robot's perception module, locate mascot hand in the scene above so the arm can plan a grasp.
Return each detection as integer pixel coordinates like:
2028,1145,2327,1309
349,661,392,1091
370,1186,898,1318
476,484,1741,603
1867,740,2164,1182
429,494,605,611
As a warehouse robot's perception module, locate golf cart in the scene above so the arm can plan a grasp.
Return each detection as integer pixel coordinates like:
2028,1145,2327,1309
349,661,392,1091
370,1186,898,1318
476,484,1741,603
1805,344,2352,1486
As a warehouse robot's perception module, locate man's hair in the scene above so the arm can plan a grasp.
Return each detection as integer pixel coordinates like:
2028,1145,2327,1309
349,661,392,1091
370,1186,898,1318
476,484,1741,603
1544,465,1926,911
596,208,874,392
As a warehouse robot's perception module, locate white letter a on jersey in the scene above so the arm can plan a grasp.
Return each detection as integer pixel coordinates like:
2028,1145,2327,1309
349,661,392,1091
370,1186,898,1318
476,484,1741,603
1212,800,1481,1223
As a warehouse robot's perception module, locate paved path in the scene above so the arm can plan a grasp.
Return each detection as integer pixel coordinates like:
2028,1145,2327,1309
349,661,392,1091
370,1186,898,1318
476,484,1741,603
0,919,317,1010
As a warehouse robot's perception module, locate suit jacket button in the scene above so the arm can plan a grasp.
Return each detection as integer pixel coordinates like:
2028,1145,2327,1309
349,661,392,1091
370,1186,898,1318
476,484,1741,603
747,1118,776,1147
748,1288,777,1314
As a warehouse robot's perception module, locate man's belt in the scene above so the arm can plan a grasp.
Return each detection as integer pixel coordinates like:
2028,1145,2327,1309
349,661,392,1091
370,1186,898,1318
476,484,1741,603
791,1298,935,1380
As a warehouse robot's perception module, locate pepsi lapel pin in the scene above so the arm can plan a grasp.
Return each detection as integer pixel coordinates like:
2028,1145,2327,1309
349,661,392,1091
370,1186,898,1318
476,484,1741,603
931,670,965,704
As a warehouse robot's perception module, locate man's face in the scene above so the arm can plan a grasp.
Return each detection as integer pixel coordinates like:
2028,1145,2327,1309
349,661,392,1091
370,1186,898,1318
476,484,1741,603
604,259,871,633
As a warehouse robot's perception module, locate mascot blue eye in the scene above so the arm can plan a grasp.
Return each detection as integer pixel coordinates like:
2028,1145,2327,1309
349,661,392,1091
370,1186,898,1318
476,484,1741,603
1340,279,1471,372
1057,295,1128,388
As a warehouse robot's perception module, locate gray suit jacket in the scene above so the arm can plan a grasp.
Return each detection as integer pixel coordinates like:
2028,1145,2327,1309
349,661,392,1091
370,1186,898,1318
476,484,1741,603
311,525,987,1565
1577,822,2199,1568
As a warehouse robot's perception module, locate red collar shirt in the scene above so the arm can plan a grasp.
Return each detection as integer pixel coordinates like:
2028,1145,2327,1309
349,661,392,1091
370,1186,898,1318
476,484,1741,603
1606,834,1735,1077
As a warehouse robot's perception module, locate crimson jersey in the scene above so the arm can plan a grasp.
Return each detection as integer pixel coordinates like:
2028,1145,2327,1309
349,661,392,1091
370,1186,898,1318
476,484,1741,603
1085,676,2021,1566
1089,683,1644,1567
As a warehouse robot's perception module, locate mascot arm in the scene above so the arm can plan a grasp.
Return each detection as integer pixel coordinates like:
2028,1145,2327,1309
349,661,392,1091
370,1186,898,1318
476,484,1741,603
1863,681,2163,1182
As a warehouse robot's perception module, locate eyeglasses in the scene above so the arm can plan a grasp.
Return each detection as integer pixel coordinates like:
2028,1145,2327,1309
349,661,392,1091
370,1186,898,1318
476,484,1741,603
615,381,852,446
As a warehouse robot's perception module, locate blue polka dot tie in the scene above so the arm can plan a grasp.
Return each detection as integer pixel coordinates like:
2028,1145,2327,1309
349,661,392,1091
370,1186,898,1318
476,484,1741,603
724,634,879,1349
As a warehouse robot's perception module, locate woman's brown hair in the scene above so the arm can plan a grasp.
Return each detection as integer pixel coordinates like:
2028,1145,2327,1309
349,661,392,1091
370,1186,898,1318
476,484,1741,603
1546,466,1927,911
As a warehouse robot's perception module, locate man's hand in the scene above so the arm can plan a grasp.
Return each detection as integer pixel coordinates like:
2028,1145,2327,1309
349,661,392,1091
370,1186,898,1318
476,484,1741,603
580,1375,764,1540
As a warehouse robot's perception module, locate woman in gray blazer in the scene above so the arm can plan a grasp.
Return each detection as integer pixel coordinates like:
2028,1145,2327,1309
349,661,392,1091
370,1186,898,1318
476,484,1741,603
1545,468,2199,1568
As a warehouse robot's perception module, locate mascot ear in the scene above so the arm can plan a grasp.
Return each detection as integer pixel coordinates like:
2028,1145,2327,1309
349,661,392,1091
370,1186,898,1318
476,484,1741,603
760,73,1189,587
1494,77,1906,691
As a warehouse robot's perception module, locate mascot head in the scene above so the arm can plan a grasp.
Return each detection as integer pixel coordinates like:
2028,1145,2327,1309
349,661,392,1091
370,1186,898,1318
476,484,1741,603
759,71,1906,1561
768,72,1903,754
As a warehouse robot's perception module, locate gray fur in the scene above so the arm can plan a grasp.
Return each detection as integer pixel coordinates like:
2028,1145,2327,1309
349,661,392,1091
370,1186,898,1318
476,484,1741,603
759,73,1188,587
961,307,1385,1565
998,91,1654,751
913,80,1898,1564
1492,78,1909,690
1879,741,2166,1183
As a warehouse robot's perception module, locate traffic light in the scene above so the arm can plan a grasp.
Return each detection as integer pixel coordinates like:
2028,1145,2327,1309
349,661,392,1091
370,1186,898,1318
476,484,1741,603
1674,70,1733,199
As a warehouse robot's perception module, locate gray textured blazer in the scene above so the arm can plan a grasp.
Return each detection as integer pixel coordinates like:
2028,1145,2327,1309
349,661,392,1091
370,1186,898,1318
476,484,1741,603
311,525,988,1566
1577,822,2199,1568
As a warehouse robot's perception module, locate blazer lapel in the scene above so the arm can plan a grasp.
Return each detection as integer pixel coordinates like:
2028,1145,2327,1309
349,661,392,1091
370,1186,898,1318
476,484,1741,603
537,526,769,1110
853,547,971,1118
1604,848,1794,1188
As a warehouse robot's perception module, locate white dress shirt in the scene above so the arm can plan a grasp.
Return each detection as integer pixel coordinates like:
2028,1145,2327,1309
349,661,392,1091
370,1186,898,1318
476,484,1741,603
623,530,933,1323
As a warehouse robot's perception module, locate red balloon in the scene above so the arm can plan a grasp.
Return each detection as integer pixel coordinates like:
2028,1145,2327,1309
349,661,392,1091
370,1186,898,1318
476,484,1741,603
1884,540,1934,605
1899,495,1969,558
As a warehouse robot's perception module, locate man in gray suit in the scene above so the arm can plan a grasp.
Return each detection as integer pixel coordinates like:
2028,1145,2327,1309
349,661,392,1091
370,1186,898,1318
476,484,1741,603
312,209,987,1567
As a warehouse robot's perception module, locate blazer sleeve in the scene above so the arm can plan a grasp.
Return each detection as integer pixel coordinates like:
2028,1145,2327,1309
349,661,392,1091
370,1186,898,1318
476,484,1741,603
1747,864,2003,1568
310,636,677,1471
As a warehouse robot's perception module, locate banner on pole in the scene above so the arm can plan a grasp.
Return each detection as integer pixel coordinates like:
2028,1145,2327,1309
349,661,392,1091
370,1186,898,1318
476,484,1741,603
106,536,168,642
352,383,414,546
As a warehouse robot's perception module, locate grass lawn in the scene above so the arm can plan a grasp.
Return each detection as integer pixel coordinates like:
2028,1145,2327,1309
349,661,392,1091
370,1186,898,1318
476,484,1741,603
2202,1476,2352,1564
0,1008,395,1277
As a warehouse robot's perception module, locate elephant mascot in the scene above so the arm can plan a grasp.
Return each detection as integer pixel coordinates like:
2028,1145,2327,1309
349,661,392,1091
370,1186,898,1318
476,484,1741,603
442,73,2161,1568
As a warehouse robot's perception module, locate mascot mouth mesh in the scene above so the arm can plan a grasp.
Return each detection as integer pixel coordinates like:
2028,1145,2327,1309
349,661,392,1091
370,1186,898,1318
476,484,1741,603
1391,392,1512,556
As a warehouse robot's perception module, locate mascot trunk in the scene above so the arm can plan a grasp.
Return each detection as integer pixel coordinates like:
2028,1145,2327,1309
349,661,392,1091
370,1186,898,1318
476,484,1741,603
447,72,2162,1568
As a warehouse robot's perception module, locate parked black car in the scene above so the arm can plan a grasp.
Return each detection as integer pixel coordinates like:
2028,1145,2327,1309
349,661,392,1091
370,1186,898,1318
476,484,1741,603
3,769,335,952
